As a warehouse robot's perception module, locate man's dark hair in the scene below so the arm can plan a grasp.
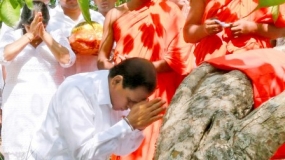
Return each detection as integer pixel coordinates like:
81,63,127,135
109,58,157,93
17,1,50,29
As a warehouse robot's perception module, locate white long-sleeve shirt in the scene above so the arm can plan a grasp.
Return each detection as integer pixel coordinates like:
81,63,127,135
0,29,76,154
29,70,144,160
47,5,105,37
46,5,106,76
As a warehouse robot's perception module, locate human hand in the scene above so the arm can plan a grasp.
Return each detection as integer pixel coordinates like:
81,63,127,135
203,19,223,35
230,19,257,38
26,12,43,39
97,55,114,69
126,98,166,130
118,54,131,61
37,21,47,39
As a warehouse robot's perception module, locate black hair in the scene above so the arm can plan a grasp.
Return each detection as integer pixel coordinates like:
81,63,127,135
109,57,157,93
17,1,50,29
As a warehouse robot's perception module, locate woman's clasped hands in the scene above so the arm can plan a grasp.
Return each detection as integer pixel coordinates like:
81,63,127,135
24,12,47,42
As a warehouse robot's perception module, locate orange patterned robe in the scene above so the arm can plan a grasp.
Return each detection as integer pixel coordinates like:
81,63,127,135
194,0,285,65
111,0,195,159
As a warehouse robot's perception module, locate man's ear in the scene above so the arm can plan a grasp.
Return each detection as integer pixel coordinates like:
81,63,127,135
110,75,123,87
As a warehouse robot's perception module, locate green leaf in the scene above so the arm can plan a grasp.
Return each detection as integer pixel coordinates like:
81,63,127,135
77,0,92,24
271,5,280,22
49,0,56,8
243,0,285,20
0,0,21,27
258,0,285,8
25,0,33,10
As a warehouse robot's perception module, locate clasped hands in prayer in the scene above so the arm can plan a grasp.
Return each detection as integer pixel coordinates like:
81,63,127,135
204,18,258,38
126,98,166,131
24,12,47,45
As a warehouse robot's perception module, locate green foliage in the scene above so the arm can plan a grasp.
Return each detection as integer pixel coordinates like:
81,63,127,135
0,152,3,160
0,0,129,28
80,0,128,25
0,0,284,28
271,5,280,22
116,0,128,6
258,0,285,7
258,0,285,22
77,0,92,24
90,0,128,11
0,0,22,27
50,0,56,5
25,0,33,10
243,0,285,21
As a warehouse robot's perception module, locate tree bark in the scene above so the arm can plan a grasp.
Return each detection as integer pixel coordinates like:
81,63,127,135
154,63,285,160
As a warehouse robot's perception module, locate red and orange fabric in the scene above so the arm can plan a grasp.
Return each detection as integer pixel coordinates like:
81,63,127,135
192,0,285,158
194,0,285,65
206,48,285,159
111,0,195,159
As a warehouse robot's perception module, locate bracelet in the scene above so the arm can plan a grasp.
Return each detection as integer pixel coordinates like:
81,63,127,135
24,34,32,42
123,116,134,131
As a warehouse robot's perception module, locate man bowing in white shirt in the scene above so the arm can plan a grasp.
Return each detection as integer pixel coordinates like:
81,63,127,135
28,57,166,160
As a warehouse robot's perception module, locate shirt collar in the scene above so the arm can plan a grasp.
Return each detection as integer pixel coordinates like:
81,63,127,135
97,70,112,105
54,5,64,16
54,5,83,20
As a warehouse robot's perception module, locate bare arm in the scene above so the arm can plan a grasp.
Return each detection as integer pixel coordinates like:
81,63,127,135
183,0,208,43
184,0,224,43
3,33,32,61
3,12,42,61
153,60,172,73
41,30,71,65
260,24,285,39
97,9,116,70
231,19,285,39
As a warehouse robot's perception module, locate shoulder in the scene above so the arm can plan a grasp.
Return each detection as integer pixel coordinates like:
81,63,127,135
57,71,108,98
157,0,182,14
61,71,108,89
105,6,126,24
148,0,184,25
1,28,21,40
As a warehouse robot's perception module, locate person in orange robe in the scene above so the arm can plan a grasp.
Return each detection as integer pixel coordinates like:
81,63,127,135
183,0,285,158
97,0,195,159
184,0,285,65
206,48,285,159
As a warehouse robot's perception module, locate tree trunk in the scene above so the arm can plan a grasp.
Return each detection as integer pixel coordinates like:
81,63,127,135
154,63,285,160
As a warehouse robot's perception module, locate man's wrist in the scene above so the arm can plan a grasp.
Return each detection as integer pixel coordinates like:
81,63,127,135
123,116,134,131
